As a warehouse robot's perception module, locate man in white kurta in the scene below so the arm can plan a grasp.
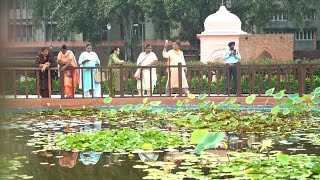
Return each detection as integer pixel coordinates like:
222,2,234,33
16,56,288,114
78,44,101,97
136,45,158,96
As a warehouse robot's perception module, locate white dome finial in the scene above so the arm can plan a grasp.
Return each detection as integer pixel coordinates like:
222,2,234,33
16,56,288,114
202,5,247,35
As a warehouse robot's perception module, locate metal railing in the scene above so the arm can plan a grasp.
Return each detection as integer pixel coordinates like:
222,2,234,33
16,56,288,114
1,62,319,99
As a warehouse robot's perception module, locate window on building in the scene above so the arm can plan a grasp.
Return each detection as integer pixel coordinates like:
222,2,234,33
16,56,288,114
295,30,315,40
8,24,32,41
26,0,32,9
266,30,288,34
8,25,15,41
15,0,27,9
16,0,20,9
46,23,58,41
8,0,15,9
271,12,288,21
305,10,316,20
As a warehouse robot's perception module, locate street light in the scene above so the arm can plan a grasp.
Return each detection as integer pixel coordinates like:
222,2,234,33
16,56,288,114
138,16,145,52
140,22,145,52
107,22,111,57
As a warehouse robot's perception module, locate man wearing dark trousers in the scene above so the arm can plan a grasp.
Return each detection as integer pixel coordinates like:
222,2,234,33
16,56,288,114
223,42,241,95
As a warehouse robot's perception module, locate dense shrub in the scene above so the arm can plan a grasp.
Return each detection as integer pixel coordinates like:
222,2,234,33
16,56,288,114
5,74,319,95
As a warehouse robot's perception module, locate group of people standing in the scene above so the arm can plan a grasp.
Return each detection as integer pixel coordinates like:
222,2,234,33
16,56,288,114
34,40,191,98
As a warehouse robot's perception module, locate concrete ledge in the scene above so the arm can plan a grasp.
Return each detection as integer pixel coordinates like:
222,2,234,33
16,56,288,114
2,97,278,110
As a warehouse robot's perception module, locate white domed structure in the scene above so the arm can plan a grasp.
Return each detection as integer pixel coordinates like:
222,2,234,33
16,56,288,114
202,5,246,35
197,5,247,63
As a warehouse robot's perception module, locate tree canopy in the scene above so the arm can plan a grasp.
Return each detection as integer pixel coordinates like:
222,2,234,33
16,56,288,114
32,0,316,60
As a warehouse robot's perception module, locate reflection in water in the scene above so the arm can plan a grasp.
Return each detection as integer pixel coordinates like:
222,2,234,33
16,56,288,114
59,151,78,168
1,115,319,180
82,121,102,132
138,152,159,162
80,151,101,165
164,151,184,166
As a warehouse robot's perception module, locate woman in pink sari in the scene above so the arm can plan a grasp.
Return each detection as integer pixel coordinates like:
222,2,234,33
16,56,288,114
57,45,80,98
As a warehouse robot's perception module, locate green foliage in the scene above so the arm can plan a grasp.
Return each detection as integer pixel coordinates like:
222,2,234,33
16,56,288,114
274,90,286,100
190,129,209,144
103,97,112,104
54,129,183,151
194,132,225,155
277,153,290,165
31,0,317,58
265,88,275,96
245,95,256,104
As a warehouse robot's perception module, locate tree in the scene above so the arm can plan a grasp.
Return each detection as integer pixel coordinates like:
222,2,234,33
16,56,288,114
99,0,141,61
230,0,316,33
32,0,141,60
32,0,105,44
32,0,315,61
139,0,220,59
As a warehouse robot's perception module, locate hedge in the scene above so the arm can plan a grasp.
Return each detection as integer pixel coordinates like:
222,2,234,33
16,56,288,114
4,74,320,95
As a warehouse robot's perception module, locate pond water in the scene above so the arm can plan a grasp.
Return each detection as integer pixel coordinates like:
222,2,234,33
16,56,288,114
1,108,320,180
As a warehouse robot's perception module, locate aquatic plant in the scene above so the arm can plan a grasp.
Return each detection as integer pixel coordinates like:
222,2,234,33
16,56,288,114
54,129,183,151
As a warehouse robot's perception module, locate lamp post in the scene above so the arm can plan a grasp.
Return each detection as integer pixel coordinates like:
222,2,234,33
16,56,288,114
141,21,145,52
107,22,111,57
138,16,145,52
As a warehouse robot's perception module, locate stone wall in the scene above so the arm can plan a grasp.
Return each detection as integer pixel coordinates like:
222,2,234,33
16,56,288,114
239,34,294,61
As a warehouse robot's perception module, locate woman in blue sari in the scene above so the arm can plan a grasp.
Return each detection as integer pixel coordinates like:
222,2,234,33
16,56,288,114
78,44,101,97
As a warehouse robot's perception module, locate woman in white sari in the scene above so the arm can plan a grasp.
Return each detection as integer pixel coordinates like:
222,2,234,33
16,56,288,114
136,44,158,96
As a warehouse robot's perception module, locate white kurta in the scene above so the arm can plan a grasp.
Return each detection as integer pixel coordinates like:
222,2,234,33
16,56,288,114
136,52,158,91
78,51,101,95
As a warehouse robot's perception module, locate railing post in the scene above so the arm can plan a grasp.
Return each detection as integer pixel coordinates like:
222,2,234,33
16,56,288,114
140,66,143,97
1,71,5,98
119,64,124,97
36,70,40,98
297,61,306,96
167,65,172,96
59,67,65,99
309,65,314,93
149,66,153,97
71,67,74,98
207,66,212,97
13,70,17,98
48,68,52,98
108,66,113,97
81,67,84,98
236,62,241,96
25,70,29,98
178,63,183,97
225,64,230,95
216,68,221,95
91,67,94,98
100,67,104,98
158,68,162,96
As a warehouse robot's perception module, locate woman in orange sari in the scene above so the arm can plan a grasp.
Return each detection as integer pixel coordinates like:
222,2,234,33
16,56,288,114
57,45,80,98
